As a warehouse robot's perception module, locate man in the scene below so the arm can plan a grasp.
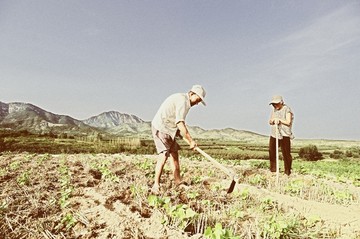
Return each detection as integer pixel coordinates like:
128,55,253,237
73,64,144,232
268,95,294,176
151,85,206,194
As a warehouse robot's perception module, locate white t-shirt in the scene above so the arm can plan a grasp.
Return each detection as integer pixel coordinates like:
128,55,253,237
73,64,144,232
152,93,191,139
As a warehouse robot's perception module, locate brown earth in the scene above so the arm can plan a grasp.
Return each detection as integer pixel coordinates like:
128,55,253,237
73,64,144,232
0,153,359,238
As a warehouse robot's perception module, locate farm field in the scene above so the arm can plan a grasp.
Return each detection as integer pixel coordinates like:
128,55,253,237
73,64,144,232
1,151,360,238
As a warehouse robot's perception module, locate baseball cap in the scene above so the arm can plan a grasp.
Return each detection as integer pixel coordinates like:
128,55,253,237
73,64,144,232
190,85,206,106
269,95,283,105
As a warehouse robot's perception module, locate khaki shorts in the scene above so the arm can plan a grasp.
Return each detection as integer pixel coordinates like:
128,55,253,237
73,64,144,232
152,127,180,155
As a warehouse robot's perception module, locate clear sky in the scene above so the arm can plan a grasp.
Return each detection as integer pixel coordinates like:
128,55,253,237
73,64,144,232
1,1,359,140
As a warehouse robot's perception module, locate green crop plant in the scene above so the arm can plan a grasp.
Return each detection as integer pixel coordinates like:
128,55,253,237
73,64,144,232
207,169,216,177
17,170,31,186
136,157,155,178
238,188,250,201
191,174,203,184
0,168,6,177
353,177,360,187
181,165,190,177
56,212,78,231
248,174,267,187
9,160,21,171
187,191,200,200
58,159,73,208
210,182,223,192
337,175,349,184
164,203,198,230
200,199,213,207
100,166,120,182
182,154,203,162
23,153,36,162
137,157,153,170
204,222,240,239
36,153,51,164
59,173,71,188
304,215,322,228
59,188,73,208
227,204,245,220
284,179,306,196
260,213,300,239
148,195,171,208
260,197,277,212
91,160,120,183
130,184,147,200
249,160,268,169
148,195,198,231
0,200,9,212
332,189,354,205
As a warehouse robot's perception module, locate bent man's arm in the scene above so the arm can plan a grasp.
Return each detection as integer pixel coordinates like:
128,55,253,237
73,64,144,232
176,121,196,149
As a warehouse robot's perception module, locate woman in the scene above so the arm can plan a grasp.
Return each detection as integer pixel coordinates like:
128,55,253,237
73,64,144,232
268,95,294,176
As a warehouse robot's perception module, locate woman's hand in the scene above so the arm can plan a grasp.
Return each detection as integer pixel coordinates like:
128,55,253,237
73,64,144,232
270,118,280,125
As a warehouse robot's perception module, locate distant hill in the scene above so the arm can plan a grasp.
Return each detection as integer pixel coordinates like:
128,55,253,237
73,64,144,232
83,111,144,128
102,121,152,138
0,101,96,136
0,101,267,141
82,111,151,138
84,112,267,141
188,126,267,142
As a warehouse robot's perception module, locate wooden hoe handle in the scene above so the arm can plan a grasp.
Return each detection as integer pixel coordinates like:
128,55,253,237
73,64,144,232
183,138,236,179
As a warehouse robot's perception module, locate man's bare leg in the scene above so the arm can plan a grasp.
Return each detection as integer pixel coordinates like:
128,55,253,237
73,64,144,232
152,152,168,193
169,151,181,185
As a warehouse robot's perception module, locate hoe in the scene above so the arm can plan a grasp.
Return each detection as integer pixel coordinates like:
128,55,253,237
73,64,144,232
184,139,238,193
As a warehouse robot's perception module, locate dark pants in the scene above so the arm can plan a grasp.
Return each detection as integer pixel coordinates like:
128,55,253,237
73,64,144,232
269,136,292,175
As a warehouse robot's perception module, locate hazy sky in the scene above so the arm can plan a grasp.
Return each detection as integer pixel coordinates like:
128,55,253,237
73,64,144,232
1,1,359,140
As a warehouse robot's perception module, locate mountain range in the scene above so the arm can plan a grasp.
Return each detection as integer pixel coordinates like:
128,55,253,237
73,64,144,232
0,101,267,141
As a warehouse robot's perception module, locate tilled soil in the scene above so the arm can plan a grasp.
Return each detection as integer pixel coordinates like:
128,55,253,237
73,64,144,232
0,153,359,239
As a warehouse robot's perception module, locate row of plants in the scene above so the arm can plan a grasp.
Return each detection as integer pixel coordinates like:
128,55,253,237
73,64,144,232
294,159,360,186
144,185,337,238
56,158,78,231
2,152,357,238
83,152,359,238
0,153,80,237
0,134,156,154
1,130,359,163
127,155,344,238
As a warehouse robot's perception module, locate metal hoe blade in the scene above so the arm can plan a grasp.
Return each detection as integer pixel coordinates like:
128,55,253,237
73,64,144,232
194,146,238,194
